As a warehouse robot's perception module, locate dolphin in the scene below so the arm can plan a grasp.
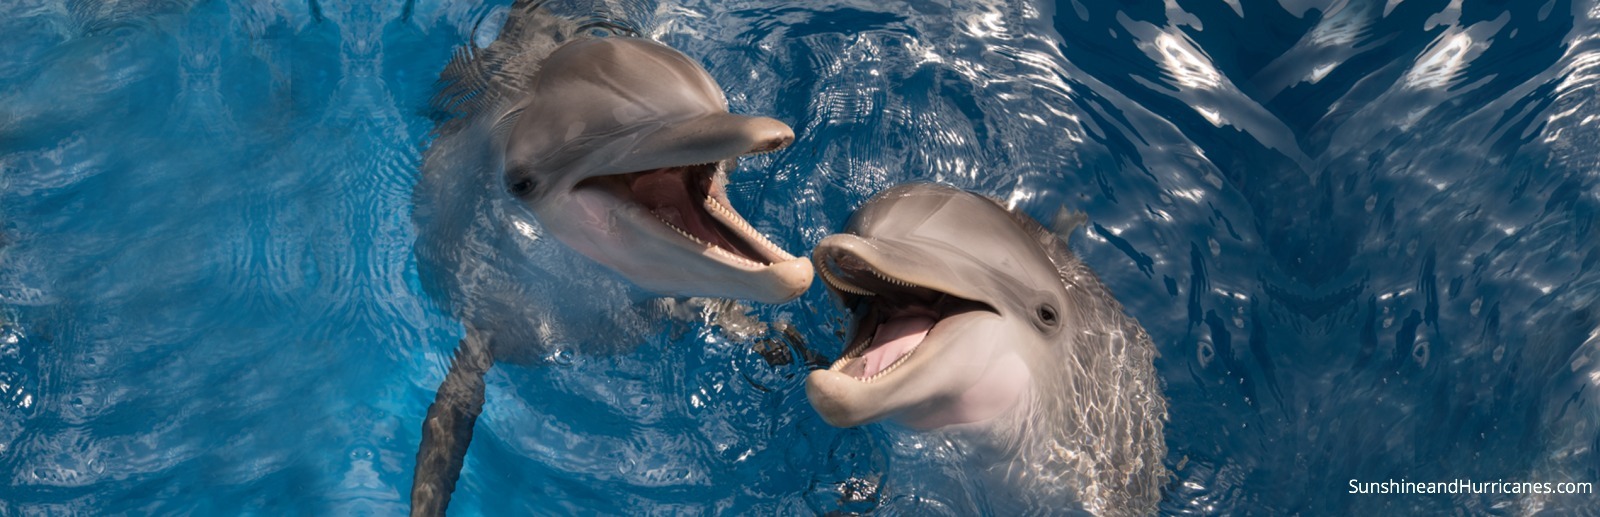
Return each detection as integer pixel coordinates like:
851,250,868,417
410,7,812,515
805,183,1168,516
498,36,812,303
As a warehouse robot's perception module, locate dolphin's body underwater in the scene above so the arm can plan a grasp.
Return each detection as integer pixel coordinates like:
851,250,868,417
410,5,811,515
806,183,1168,516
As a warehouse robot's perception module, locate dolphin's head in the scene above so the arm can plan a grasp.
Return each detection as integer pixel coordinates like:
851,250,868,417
503,37,811,304
806,183,1070,430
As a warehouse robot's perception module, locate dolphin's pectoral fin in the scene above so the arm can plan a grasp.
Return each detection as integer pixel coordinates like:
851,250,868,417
411,328,494,517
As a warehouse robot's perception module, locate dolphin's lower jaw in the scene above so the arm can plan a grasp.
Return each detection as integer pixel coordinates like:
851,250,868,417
806,240,1031,430
551,157,813,304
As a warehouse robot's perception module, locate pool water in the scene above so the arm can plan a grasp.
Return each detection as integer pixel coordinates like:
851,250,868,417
2,0,1598,514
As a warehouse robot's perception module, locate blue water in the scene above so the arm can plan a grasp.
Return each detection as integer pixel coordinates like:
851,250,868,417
2,0,1598,514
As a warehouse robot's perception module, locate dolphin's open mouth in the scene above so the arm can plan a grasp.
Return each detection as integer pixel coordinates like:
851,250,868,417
576,157,797,268
818,253,992,381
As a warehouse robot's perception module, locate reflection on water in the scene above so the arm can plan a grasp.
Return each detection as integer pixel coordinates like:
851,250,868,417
0,0,1597,514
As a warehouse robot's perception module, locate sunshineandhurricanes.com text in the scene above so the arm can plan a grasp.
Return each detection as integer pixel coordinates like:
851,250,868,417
1349,479,1593,495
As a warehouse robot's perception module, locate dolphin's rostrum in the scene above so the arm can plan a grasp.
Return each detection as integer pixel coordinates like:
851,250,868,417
806,183,1168,516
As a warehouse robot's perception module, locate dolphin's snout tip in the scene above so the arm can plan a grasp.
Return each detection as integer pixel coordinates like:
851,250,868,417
745,116,795,155
754,258,814,304
750,134,792,154
812,234,873,267
805,369,871,428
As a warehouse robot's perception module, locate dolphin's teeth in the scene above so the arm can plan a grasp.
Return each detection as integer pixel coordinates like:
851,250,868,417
863,345,917,382
831,337,868,370
654,213,709,247
711,163,730,195
651,201,777,269
702,196,797,262
869,268,916,289
820,264,873,297
834,322,922,382
707,242,763,268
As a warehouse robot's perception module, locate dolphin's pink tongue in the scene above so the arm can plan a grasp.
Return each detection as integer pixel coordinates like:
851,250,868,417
862,315,935,378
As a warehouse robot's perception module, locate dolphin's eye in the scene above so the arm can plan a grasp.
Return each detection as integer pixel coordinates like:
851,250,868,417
508,178,535,197
1038,304,1059,326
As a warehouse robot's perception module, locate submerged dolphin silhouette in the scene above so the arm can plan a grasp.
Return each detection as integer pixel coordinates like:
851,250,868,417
410,10,812,515
806,183,1168,515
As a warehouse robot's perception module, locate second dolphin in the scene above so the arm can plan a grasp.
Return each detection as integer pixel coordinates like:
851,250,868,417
807,182,1168,516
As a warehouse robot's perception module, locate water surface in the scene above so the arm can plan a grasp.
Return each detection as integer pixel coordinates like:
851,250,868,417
2,0,1598,514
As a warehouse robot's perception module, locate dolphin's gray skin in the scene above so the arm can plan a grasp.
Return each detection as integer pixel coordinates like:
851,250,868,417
410,5,811,515
806,183,1167,516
